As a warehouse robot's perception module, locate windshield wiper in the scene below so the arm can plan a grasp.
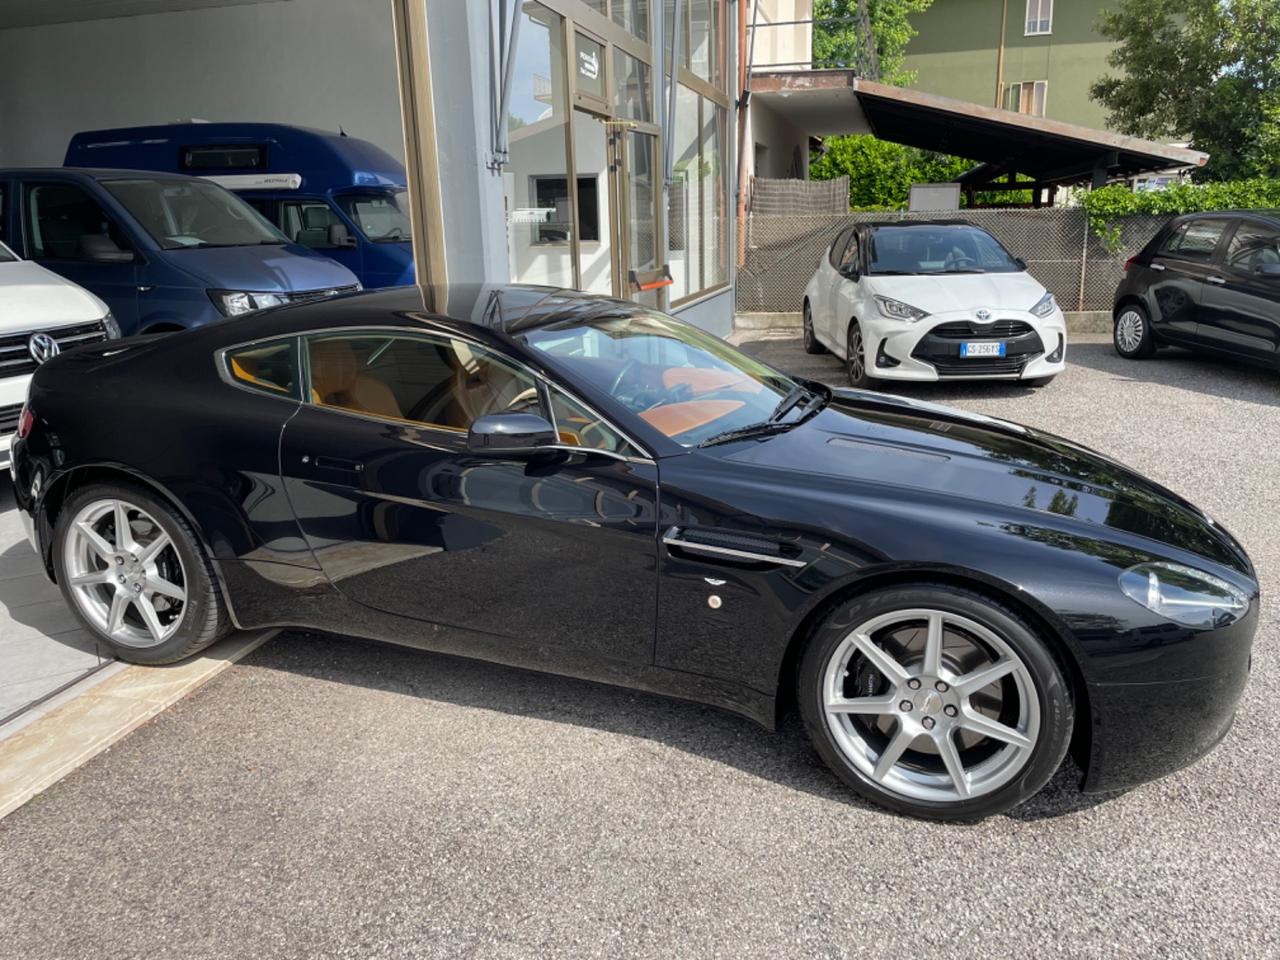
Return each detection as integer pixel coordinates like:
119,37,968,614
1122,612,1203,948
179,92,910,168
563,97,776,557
769,383,819,423
699,383,829,448
698,420,800,448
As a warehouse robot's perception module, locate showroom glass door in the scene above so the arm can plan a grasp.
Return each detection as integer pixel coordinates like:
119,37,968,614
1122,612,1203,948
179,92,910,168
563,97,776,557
570,107,618,296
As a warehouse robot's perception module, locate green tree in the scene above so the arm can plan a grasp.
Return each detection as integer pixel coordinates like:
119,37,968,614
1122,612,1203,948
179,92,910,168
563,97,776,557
1090,0,1280,181
811,0,934,85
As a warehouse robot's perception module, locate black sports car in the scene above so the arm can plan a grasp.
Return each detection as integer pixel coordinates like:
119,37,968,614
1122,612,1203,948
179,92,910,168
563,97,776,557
9,284,1258,820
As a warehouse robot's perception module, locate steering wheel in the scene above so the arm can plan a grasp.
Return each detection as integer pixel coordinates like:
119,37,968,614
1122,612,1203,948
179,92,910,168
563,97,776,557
946,254,978,270
609,358,641,399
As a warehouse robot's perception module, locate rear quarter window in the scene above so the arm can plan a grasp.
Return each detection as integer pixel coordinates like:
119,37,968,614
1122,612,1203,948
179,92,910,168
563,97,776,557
1160,220,1228,260
225,339,300,399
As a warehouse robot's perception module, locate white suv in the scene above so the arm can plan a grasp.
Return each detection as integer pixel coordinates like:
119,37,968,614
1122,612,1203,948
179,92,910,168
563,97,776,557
1,240,119,470
803,221,1067,388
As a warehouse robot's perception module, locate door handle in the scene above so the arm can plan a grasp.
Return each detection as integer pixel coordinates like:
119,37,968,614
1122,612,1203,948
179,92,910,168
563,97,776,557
1150,263,1166,272
310,455,365,474
1207,275,1227,285
661,526,807,568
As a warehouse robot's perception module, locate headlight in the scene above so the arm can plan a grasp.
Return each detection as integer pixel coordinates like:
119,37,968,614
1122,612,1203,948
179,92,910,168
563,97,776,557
1030,292,1057,318
101,311,122,339
1118,561,1249,628
209,290,288,318
874,296,929,322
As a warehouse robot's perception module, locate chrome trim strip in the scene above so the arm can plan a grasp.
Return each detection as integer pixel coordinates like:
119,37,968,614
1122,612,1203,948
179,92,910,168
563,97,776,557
661,526,809,568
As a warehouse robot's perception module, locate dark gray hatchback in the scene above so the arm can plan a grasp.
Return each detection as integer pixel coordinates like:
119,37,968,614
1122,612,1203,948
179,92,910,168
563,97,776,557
1112,210,1280,369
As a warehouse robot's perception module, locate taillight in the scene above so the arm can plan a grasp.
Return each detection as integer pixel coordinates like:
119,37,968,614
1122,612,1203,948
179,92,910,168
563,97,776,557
1123,255,1138,272
16,405,34,439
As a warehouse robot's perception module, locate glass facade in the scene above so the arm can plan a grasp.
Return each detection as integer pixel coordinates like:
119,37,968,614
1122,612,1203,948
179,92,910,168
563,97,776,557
501,0,731,309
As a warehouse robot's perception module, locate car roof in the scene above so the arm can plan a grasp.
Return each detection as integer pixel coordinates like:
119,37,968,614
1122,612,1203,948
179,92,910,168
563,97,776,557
0,167,213,183
861,220,983,230
189,283,650,349
1172,210,1280,224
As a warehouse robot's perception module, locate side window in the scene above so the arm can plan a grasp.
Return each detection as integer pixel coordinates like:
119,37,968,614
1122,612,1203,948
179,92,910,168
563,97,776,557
305,333,541,432
1224,222,1280,274
828,228,852,269
1160,219,1227,261
282,200,341,248
26,182,131,261
0,184,6,244
547,386,634,455
839,232,860,273
226,339,300,398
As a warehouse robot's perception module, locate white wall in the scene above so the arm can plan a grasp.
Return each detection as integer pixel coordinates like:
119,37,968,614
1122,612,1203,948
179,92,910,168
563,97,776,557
0,0,404,167
747,99,808,180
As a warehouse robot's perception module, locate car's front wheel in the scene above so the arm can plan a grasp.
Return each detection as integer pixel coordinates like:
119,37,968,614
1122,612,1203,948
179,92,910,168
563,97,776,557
802,300,826,355
798,584,1074,820
54,483,231,665
845,321,877,389
1114,304,1155,359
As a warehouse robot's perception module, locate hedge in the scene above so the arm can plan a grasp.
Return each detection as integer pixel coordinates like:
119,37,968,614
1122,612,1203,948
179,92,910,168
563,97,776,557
1081,178,1280,251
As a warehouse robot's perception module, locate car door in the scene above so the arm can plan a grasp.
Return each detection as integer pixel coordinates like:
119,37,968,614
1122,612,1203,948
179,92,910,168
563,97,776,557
277,326,660,666
1199,218,1280,361
280,198,363,279
20,179,139,329
815,227,852,347
828,228,863,355
1145,217,1230,343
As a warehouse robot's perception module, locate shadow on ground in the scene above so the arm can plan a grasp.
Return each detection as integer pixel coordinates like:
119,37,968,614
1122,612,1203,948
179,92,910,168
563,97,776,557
249,628,1115,823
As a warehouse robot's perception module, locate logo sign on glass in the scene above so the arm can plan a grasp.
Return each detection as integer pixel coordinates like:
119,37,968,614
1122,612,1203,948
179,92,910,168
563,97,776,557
575,34,606,100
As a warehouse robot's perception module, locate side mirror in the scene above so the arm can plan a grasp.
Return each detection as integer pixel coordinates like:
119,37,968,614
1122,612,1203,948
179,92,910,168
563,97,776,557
80,234,134,263
1014,257,1028,271
467,412,558,455
328,223,358,248
1255,262,1280,279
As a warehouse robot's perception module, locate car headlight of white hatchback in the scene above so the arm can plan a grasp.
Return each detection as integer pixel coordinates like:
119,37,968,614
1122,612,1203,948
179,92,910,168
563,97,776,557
210,290,288,317
874,296,929,322
1118,561,1250,628
1030,292,1057,318
101,311,122,339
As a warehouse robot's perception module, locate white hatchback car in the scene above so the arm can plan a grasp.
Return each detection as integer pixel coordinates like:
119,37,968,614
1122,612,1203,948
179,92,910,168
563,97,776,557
1,240,118,470
802,221,1067,388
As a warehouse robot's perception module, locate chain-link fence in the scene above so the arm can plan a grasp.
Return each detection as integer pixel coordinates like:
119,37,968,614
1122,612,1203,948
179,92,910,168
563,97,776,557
736,209,1168,314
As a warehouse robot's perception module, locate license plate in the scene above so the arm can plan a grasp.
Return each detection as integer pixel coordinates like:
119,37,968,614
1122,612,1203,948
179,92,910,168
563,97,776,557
960,341,1006,358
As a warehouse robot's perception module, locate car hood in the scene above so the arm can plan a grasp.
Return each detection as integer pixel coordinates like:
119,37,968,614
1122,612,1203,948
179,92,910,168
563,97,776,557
719,390,1252,576
165,243,359,293
865,271,1048,316
0,259,108,330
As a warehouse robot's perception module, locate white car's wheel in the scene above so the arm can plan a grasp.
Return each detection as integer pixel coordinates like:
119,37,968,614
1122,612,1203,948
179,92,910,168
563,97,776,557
802,301,827,355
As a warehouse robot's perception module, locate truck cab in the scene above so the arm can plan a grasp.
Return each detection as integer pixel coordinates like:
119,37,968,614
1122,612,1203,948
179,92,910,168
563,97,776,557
66,123,415,290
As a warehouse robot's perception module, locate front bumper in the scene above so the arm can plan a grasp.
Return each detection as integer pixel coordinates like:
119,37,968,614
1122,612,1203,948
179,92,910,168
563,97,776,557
1082,662,1250,793
869,309,1067,381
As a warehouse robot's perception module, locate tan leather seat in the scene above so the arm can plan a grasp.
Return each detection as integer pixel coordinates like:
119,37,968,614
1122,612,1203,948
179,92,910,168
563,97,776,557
309,339,403,420
446,341,533,424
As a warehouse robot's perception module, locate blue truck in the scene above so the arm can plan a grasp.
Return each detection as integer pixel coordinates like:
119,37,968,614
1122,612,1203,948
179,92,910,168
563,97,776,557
66,123,414,290
0,167,360,337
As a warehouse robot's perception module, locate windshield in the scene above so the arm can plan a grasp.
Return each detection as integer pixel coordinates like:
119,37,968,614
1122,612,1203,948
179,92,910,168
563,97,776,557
102,178,286,250
867,225,1022,275
335,190,411,242
522,310,809,447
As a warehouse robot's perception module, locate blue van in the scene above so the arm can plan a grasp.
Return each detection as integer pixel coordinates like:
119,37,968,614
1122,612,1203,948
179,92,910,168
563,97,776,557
66,123,414,290
0,168,360,336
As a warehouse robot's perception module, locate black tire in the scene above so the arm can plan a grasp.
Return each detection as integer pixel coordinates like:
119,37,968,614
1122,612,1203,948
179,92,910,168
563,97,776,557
802,300,826,355
797,583,1074,821
1113,303,1156,359
845,321,878,389
53,482,231,665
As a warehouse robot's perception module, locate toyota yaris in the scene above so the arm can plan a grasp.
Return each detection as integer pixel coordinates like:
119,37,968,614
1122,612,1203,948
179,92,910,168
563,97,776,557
10,284,1255,820
803,222,1067,388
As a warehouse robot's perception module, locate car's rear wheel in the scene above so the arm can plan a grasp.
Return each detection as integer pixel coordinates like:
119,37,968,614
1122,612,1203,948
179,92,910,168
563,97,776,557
1114,304,1155,359
54,483,230,664
798,584,1074,820
802,301,826,355
846,321,877,389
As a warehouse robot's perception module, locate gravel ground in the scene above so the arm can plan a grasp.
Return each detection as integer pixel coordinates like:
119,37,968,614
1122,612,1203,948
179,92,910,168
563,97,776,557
1,334,1277,959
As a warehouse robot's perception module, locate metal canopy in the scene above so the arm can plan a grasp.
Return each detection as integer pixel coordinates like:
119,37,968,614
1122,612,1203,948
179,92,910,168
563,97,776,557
750,71,1207,189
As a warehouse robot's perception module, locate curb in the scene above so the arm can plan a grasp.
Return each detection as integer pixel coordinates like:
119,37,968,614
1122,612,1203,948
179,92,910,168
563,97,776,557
0,629,277,821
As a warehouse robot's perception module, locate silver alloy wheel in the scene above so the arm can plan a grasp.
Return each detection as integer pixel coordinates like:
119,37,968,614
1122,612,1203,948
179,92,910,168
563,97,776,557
1116,309,1145,353
822,608,1040,803
848,326,865,381
63,498,188,648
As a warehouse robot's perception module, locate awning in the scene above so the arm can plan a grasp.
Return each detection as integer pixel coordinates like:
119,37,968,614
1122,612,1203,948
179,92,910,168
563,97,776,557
749,71,1207,189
